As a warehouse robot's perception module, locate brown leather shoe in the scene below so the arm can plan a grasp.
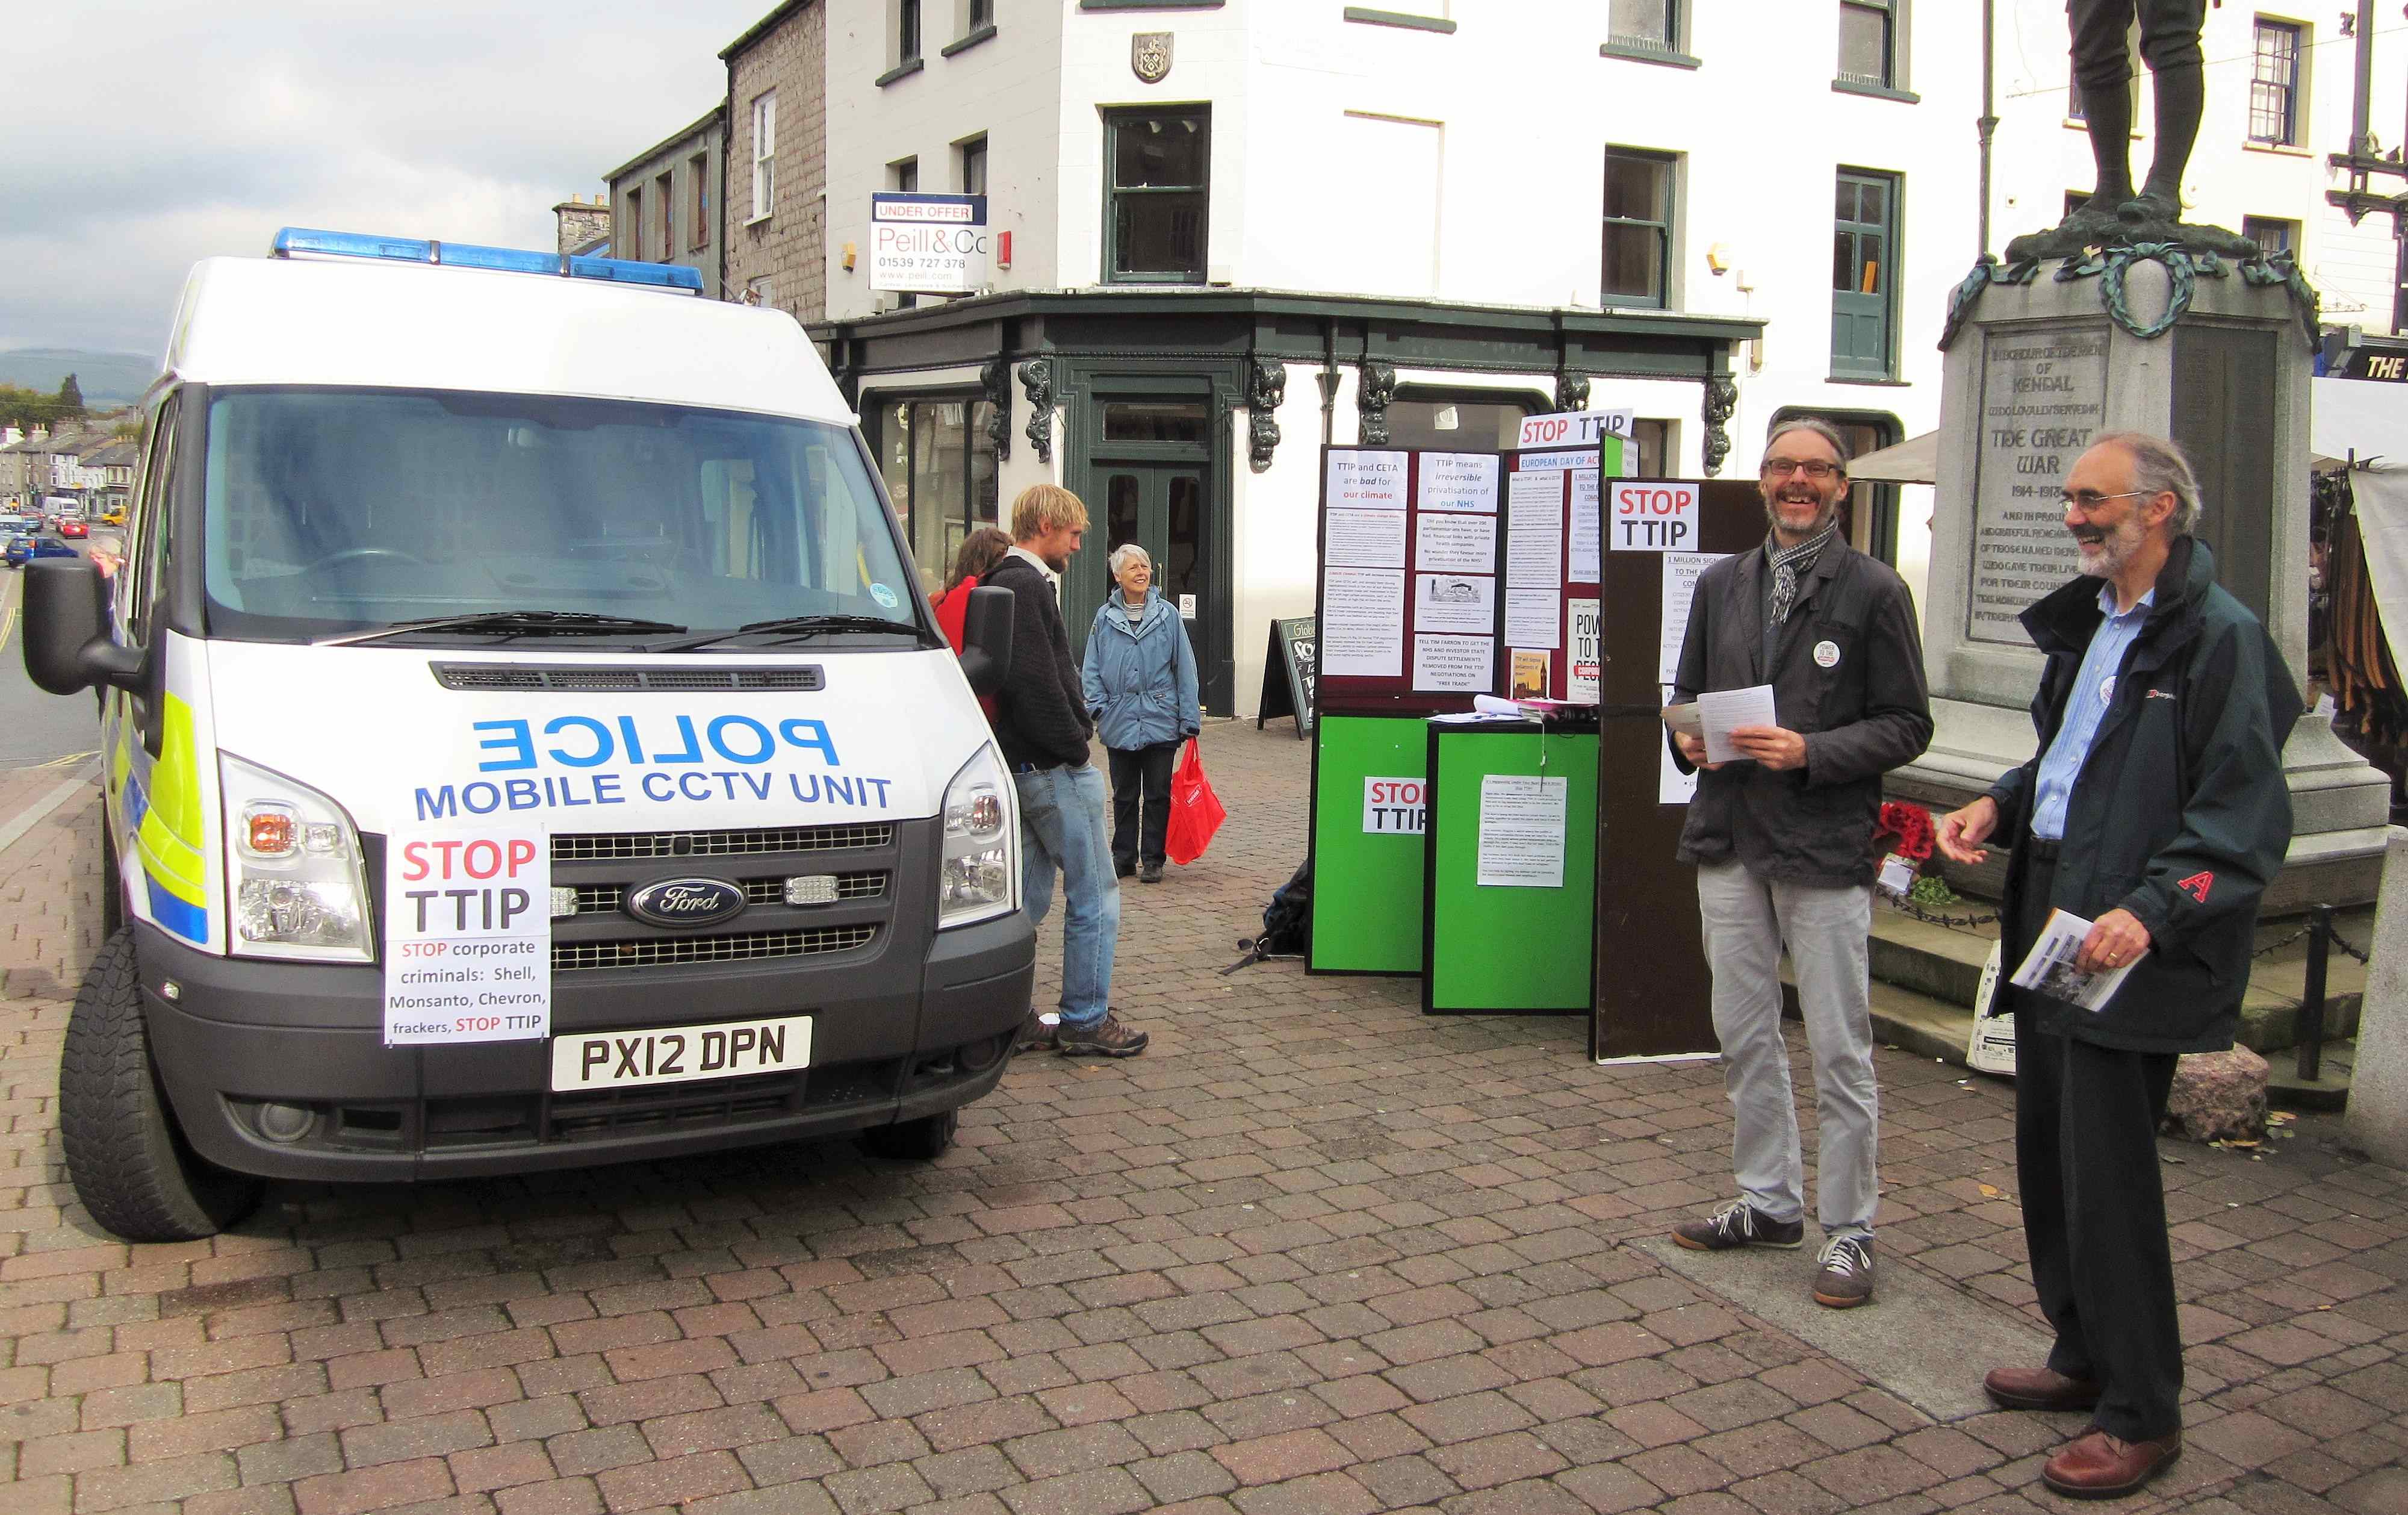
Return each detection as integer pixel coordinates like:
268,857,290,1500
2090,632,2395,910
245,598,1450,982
2041,1429,2181,1499
1983,1364,2102,1412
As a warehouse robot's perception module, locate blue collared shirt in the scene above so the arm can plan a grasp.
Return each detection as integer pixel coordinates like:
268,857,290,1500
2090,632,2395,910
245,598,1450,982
2031,583,2155,841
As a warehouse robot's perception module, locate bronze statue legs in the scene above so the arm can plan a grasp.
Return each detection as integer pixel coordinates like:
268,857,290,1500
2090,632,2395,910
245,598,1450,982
2068,0,2206,229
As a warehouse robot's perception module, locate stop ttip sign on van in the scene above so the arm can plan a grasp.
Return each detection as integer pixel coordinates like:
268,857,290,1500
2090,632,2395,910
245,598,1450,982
1609,481,1698,552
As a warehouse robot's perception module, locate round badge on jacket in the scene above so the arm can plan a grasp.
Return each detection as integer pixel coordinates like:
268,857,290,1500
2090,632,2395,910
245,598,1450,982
2099,674,2117,705
1813,640,1840,668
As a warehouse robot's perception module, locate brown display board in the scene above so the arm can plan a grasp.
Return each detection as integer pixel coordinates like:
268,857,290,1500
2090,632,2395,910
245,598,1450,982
1592,480,1767,1062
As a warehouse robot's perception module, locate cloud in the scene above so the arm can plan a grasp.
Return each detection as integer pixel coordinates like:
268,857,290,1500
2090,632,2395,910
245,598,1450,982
4,0,769,357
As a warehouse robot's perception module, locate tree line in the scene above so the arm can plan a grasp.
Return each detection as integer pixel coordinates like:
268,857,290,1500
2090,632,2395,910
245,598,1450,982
2,375,87,432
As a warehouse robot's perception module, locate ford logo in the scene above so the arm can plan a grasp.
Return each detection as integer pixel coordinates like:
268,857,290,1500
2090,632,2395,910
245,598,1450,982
625,877,746,929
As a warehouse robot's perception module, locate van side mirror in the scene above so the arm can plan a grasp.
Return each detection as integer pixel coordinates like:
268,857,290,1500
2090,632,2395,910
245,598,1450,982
957,584,1014,697
22,558,143,696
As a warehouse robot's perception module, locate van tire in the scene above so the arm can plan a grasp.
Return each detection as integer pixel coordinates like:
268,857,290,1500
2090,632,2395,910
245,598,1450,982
859,1108,957,1162
60,929,264,1242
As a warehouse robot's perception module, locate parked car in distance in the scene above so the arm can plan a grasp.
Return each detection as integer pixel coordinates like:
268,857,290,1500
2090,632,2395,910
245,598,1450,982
58,519,87,538
6,534,81,567
100,508,127,526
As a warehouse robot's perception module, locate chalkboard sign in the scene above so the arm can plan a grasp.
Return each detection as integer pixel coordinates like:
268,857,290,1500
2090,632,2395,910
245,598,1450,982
1257,615,1317,737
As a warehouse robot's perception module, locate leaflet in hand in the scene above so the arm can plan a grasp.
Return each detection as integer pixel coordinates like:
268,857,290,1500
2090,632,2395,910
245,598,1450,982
2008,909,2137,1012
1696,685,1775,764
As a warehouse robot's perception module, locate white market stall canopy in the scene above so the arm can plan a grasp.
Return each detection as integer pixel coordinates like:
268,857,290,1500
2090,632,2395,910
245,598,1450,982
2315,377,2408,652
1850,431,1938,484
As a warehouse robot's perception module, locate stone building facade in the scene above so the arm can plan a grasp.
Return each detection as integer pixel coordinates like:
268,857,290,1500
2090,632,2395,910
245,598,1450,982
551,196,611,257
606,108,726,299
721,0,827,323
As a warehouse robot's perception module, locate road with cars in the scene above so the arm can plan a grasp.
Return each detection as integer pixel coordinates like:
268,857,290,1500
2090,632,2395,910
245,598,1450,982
0,548,105,770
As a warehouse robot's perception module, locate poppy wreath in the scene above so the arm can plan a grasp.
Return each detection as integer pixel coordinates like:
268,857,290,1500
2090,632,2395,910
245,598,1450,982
1873,801,1935,863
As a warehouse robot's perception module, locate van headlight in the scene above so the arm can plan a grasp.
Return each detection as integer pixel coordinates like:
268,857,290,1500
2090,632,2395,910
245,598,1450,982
937,744,1016,930
220,753,373,962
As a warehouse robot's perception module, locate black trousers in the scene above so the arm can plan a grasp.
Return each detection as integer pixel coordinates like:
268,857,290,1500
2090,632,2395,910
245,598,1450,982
2006,846,2185,1442
2069,0,2205,91
1107,742,1178,868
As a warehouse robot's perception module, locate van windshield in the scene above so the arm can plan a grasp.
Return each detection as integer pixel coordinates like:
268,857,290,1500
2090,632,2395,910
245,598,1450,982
201,388,922,643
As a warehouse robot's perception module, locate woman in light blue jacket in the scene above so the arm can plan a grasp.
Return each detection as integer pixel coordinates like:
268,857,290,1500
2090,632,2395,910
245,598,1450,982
1082,544,1200,883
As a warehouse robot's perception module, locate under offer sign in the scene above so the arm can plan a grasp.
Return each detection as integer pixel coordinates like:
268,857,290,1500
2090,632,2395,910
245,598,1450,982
1609,480,1699,552
870,193,989,294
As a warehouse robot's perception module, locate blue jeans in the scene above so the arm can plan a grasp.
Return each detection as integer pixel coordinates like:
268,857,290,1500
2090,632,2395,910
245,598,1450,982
1014,763,1119,1030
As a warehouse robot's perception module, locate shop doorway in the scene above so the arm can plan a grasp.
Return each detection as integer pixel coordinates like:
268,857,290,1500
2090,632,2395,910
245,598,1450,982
1072,390,1227,712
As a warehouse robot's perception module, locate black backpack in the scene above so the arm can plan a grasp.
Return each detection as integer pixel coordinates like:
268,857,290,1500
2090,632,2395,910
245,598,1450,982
1224,859,1312,973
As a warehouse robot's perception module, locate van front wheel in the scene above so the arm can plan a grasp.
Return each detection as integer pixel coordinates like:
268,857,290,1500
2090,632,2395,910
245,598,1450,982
858,1108,958,1162
60,929,264,1242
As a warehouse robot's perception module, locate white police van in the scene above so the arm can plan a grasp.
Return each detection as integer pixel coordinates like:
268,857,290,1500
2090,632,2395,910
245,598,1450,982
25,229,1029,1240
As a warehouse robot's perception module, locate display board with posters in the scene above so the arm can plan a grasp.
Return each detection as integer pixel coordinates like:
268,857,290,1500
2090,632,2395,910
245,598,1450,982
1591,479,1768,1061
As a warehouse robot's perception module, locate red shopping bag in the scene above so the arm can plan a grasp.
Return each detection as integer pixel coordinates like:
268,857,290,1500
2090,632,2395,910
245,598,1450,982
1164,738,1226,866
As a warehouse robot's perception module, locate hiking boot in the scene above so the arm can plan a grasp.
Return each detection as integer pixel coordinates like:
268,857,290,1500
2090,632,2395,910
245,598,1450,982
1057,1012,1149,1058
1813,1234,1875,1308
1014,1011,1058,1054
1672,1201,1804,1252
1139,859,1164,883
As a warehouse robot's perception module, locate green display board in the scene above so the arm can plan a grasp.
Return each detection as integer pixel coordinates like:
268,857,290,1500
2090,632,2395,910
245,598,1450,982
1424,722,1598,1013
1309,714,1430,973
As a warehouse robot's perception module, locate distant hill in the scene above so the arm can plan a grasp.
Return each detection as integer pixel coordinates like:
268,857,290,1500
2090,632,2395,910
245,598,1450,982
0,349,156,407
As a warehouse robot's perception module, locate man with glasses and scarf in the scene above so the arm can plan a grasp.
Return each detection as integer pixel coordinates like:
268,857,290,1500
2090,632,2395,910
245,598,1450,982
1665,418,1932,1311
1937,434,2297,1499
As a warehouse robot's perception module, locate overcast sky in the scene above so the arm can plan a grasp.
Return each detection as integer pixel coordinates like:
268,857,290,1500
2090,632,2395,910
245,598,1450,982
2,0,772,360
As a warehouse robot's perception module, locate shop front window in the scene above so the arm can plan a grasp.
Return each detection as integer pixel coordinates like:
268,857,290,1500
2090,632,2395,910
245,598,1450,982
876,395,999,589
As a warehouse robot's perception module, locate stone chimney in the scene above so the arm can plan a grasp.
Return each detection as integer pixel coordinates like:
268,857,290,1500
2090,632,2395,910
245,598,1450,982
553,193,613,256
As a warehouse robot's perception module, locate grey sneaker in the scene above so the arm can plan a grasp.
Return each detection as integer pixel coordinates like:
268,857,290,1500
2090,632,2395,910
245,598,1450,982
1813,1234,1875,1309
1672,1201,1805,1252
1014,1011,1058,1054
1056,1012,1149,1058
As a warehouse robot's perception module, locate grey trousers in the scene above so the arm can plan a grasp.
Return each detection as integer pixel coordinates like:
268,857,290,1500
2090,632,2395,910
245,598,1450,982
1695,861,1880,1237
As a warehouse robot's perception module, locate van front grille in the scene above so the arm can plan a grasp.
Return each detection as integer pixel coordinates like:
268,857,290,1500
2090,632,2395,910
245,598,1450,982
553,925,877,971
552,824,891,861
571,874,886,914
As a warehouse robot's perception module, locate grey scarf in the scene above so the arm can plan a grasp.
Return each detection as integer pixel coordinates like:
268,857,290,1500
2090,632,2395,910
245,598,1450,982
1766,524,1837,631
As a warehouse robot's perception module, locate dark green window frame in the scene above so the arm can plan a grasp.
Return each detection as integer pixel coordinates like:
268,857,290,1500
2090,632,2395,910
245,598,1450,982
1103,105,1211,285
1601,147,1676,310
1831,167,1900,381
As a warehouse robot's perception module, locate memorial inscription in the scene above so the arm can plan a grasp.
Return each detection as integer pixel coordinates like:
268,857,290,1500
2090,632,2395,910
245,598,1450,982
1969,324,2109,647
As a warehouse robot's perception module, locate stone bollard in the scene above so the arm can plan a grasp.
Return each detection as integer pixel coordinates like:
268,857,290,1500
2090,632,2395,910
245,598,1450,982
2164,1047,2269,1142
2344,827,2408,1168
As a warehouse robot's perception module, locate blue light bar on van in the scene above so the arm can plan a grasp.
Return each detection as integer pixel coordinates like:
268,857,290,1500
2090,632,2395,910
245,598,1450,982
270,228,704,293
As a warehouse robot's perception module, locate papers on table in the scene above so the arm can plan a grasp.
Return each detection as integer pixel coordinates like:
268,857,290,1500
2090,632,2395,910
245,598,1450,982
1696,684,1775,764
2009,910,2138,1012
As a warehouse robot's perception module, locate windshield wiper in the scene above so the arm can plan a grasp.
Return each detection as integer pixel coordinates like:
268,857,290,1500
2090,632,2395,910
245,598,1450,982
317,611,689,647
651,614,925,653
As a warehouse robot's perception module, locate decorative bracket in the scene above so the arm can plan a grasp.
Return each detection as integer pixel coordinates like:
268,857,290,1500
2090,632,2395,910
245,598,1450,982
1247,358,1286,473
1357,361,1397,447
1554,372,1590,413
1701,374,1738,479
979,359,1011,462
1017,358,1056,464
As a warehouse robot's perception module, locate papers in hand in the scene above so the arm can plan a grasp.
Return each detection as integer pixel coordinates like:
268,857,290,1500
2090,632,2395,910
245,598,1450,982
1662,702,1702,740
1696,685,1776,764
2008,909,2137,1012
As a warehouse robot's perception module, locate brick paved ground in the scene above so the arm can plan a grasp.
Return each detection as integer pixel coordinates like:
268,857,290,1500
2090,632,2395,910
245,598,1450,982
1,723,2403,1515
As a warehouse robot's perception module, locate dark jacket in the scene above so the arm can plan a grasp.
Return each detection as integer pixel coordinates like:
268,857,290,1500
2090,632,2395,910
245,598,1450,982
1082,590,1200,751
1987,537,2301,1054
1673,537,1934,886
985,553,1094,770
